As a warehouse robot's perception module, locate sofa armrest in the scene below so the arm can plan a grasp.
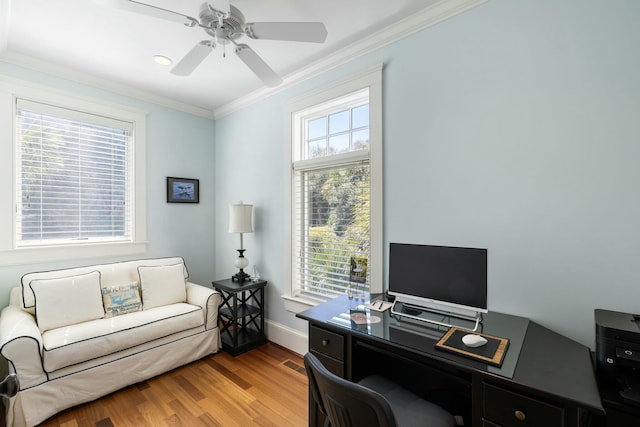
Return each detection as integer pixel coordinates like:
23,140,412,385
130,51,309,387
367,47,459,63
186,282,221,330
0,305,47,389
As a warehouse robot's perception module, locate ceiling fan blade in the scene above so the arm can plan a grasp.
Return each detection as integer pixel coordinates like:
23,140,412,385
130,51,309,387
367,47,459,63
94,0,197,26
171,41,214,76
245,22,328,43
235,44,282,88
207,0,230,17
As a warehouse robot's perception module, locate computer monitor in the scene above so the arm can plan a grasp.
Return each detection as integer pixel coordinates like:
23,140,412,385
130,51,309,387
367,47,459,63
388,243,488,324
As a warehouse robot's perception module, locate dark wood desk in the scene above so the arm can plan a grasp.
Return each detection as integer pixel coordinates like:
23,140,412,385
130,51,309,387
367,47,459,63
297,296,604,427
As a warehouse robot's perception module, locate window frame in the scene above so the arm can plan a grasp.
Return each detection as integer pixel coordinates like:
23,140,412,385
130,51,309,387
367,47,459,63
283,64,383,312
0,77,147,266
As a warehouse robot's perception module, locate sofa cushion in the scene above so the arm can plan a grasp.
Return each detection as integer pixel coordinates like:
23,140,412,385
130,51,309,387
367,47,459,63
102,282,142,318
138,263,187,309
41,302,204,372
30,271,105,333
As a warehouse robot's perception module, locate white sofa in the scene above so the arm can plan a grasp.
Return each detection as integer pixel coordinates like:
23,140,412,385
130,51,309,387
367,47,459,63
0,257,221,427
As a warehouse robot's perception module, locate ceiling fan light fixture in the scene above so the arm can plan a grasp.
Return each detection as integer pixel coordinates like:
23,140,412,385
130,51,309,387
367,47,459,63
102,1,326,87
153,55,173,66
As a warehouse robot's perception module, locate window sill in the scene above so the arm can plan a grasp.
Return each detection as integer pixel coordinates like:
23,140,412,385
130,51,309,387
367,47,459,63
0,241,147,267
282,294,319,314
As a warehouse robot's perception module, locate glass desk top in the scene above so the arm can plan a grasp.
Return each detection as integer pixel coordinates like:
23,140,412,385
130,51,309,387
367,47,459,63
327,296,529,379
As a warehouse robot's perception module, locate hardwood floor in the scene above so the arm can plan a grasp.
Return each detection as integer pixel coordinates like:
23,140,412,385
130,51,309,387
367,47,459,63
37,343,308,427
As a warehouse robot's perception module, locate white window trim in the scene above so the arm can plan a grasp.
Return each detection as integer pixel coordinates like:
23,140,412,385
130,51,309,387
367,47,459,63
283,63,383,312
0,76,147,266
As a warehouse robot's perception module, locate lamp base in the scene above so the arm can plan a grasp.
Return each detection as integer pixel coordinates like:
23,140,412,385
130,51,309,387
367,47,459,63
232,270,251,282
232,248,250,282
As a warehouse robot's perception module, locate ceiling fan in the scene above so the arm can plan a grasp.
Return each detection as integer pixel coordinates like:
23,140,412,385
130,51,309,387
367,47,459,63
96,0,328,87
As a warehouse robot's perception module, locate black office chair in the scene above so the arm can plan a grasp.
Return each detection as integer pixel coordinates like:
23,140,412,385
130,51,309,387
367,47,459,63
304,353,456,427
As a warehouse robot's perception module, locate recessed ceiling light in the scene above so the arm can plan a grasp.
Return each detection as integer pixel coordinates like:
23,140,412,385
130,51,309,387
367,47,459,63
152,55,173,66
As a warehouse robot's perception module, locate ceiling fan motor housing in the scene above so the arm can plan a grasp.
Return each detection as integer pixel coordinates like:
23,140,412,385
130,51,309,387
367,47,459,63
199,3,245,44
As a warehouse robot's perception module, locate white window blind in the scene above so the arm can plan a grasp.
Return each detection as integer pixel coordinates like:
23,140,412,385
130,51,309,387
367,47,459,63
15,98,133,247
294,159,370,300
292,91,371,302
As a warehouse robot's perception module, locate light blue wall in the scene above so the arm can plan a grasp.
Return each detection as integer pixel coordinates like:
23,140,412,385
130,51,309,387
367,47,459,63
2,0,637,349
215,0,640,348
0,62,217,307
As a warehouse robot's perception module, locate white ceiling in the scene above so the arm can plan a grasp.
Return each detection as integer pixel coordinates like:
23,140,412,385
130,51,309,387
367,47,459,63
0,0,467,115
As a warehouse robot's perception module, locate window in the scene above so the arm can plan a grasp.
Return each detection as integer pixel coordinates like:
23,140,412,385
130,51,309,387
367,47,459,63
285,65,382,309
16,99,132,246
0,79,147,265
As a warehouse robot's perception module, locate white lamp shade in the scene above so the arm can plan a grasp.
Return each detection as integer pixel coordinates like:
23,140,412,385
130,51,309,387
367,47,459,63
229,203,253,233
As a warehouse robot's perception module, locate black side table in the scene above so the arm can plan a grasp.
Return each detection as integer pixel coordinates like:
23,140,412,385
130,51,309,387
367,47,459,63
212,278,267,356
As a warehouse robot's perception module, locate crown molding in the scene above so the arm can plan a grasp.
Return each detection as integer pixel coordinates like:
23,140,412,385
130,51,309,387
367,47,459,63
0,51,215,120
213,0,488,119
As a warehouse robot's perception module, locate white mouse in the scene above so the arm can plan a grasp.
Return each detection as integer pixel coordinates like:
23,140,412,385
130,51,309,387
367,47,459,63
462,334,488,348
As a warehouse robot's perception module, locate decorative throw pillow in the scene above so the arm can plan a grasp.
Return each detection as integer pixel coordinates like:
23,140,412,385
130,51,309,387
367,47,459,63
138,263,187,309
102,282,142,318
30,270,105,332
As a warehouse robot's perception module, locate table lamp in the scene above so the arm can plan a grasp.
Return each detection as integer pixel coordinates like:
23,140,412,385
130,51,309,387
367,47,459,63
229,201,253,281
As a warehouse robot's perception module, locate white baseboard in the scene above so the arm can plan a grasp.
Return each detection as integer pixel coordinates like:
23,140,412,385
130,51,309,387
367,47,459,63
266,319,308,356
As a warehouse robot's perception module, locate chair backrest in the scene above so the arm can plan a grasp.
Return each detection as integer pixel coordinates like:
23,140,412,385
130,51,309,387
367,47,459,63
304,353,397,427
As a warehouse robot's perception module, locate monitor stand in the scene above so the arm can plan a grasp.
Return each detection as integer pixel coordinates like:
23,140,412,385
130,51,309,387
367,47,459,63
390,300,483,331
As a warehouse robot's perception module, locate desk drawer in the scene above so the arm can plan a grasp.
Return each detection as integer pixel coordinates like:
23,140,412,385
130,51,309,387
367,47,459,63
310,326,344,361
483,383,563,427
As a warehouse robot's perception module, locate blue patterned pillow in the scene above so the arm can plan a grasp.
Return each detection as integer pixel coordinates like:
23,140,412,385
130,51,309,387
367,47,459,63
102,283,142,317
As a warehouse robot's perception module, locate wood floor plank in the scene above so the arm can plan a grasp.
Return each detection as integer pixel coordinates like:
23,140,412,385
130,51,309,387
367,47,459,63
135,400,172,427
197,412,222,427
166,377,208,418
167,399,205,426
137,384,176,420
204,358,252,390
225,353,307,418
204,379,260,419
95,419,114,427
37,343,307,427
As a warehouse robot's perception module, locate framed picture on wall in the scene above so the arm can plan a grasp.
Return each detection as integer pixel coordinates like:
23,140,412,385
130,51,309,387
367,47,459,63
167,177,199,203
